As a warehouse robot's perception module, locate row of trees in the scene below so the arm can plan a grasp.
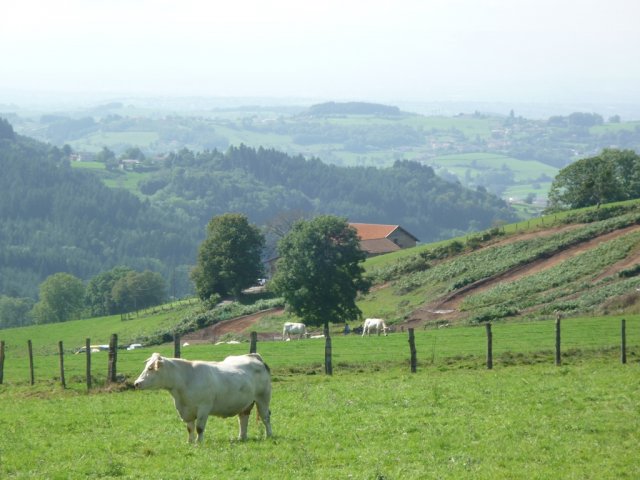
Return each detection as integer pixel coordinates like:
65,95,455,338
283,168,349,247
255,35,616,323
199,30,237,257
1,211,366,330
0,268,166,328
192,213,369,329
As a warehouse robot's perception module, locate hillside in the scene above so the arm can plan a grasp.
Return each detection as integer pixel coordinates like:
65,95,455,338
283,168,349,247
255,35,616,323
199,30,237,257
141,145,516,242
0,124,516,299
358,201,640,327
0,131,198,299
4,201,639,350
181,201,640,340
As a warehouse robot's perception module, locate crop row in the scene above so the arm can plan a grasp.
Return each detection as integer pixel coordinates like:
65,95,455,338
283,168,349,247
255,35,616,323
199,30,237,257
390,210,640,300
461,230,640,319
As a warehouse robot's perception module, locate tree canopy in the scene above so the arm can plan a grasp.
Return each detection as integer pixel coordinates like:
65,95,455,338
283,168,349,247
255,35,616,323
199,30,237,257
111,270,166,314
191,213,265,301
32,273,85,324
271,215,370,328
547,149,640,211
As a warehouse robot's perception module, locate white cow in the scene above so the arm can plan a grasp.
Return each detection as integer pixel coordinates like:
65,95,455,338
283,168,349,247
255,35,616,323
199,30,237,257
362,318,389,336
282,322,307,340
134,352,272,444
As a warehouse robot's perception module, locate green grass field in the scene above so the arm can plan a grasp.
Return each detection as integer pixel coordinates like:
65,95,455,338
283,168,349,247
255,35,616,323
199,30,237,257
430,152,557,178
69,131,160,152
0,354,637,479
1,314,638,385
1,296,639,478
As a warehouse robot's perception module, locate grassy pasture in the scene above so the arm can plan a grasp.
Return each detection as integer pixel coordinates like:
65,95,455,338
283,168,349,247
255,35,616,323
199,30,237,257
502,183,551,202
70,161,153,195
590,121,640,135
1,315,638,386
68,131,160,152
1,306,639,478
429,152,558,183
0,355,637,479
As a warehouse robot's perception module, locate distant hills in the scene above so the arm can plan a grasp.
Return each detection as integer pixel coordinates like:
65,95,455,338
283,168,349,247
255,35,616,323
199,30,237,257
7,99,640,208
0,121,516,299
306,102,403,116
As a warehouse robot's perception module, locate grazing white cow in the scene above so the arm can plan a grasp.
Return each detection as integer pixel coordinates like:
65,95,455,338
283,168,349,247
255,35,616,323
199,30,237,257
134,352,272,444
282,322,307,340
362,318,389,336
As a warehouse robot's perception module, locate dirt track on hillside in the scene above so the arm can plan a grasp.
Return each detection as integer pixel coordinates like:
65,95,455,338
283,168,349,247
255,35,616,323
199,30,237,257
180,223,640,339
403,224,640,328
181,308,285,343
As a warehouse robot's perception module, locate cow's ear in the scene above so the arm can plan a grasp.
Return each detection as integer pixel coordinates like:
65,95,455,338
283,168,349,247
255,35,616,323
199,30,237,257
153,356,164,370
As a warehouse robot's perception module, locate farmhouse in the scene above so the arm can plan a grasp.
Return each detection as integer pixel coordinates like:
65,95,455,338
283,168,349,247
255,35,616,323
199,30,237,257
263,222,419,277
349,223,419,256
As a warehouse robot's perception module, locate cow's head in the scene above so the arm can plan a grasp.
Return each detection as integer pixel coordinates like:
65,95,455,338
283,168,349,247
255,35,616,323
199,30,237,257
134,353,165,389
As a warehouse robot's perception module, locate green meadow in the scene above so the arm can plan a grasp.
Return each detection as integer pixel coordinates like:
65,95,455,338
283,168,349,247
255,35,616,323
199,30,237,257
0,350,637,479
1,281,638,478
429,152,558,183
69,131,160,152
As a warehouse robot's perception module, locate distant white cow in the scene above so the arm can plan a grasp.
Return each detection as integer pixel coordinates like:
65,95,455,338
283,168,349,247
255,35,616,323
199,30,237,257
362,318,389,336
134,353,272,444
282,322,307,340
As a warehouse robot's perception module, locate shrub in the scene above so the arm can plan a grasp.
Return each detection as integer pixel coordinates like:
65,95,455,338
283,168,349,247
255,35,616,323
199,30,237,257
619,264,640,278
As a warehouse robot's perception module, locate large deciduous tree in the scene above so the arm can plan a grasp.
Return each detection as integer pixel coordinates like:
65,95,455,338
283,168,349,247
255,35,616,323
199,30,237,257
85,266,134,317
111,270,166,314
271,215,370,329
191,213,265,301
0,295,34,328
32,273,85,324
547,149,640,211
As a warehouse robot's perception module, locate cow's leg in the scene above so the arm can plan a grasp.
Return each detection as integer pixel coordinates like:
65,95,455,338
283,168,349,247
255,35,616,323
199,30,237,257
186,420,196,443
238,403,254,441
195,413,209,443
256,400,272,438
238,413,250,441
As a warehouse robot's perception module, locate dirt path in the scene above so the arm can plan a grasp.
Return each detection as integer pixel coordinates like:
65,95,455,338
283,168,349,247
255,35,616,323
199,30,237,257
404,224,640,327
181,308,285,343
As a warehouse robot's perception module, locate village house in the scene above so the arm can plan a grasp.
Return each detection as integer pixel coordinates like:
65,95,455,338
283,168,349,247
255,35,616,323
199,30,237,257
263,222,419,278
349,223,419,256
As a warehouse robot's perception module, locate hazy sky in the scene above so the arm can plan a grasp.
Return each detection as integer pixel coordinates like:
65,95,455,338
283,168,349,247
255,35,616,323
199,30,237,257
1,0,639,105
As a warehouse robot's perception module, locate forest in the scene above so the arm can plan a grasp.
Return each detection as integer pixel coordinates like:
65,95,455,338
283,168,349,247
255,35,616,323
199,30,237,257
0,117,515,302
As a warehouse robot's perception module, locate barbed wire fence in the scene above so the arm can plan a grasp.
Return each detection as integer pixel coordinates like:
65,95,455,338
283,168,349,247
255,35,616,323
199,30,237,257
0,317,636,388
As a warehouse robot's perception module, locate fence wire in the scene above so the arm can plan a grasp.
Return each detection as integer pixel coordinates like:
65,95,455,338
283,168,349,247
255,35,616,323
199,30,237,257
0,317,637,387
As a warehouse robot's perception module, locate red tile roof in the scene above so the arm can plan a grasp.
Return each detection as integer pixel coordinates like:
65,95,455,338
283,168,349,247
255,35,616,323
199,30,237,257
349,223,399,240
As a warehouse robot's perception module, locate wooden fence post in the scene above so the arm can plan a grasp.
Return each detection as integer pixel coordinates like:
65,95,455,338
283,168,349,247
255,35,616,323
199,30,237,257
621,318,627,364
555,316,561,366
250,331,258,354
0,340,4,385
324,325,333,376
28,340,35,385
86,338,92,390
174,334,181,358
58,341,66,389
408,328,417,373
108,334,118,383
485,323,493,370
